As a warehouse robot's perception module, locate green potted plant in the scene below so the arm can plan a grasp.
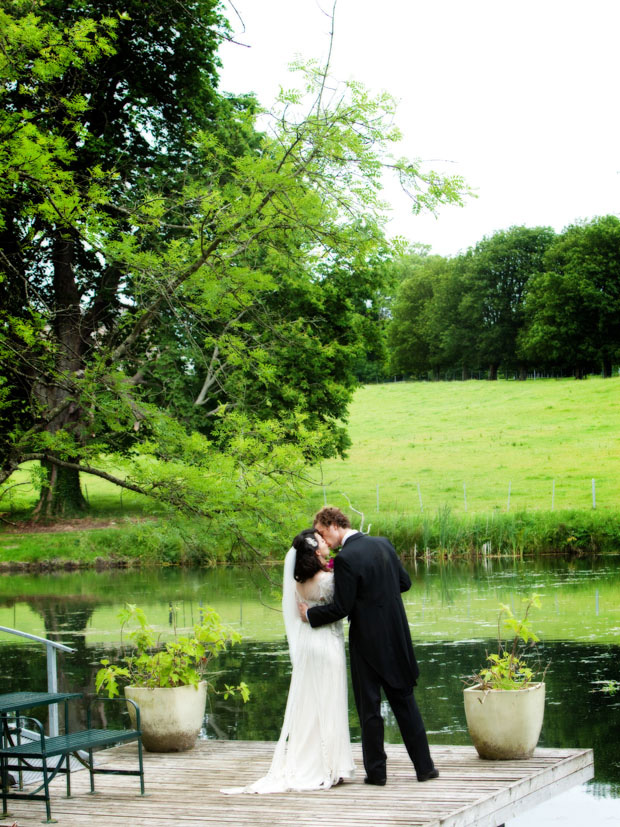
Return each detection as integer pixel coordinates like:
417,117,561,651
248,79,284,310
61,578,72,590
463,594,548,760
96,604,249,752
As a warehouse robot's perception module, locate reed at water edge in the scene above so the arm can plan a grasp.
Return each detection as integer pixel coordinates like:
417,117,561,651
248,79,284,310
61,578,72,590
363,507,620,559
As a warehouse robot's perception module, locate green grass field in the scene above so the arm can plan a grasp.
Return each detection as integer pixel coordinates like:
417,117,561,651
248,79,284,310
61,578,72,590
1,376,619,563
310,376,620,519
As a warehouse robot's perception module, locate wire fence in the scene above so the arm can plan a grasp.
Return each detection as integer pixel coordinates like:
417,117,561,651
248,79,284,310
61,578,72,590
318,477,613,517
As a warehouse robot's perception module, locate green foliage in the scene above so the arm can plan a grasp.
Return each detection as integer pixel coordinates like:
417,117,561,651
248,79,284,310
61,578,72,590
390,226,558,379
459,226,556,377
356,509,620,559
2,503,619,566
385,220,620,379
593,680,620,696
519,216,620,377
464,595,545,690
387,251,457,378
95,603,249,702
0,1,467,531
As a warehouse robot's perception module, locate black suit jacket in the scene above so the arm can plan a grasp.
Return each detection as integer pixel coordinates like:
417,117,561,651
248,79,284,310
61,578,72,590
307,532,419,689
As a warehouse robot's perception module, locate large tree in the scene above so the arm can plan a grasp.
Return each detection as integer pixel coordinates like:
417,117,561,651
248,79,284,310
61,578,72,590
457,226,556,379
387,252,450,378
517,269,600,378
1,0,253,515
0,2,466,541
519,216,620,377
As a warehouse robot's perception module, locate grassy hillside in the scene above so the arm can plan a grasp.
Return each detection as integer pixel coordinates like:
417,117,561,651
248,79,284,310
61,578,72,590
1,376,618,564
6,377,617,521
310,377,620,519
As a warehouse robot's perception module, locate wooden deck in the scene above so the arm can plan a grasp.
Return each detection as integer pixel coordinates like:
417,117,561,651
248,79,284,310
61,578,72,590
3,740,593,827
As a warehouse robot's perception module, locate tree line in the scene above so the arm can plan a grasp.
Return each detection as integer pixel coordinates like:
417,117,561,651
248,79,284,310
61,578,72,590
384,219,620,382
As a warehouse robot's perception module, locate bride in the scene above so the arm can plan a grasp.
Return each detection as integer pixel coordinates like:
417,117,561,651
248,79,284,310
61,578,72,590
222,528,355,793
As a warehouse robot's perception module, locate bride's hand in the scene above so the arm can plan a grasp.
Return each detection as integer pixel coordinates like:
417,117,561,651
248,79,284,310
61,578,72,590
298,601,309,623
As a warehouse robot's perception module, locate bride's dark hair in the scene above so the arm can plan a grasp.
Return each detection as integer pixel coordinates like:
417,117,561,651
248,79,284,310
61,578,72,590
292,528,324,583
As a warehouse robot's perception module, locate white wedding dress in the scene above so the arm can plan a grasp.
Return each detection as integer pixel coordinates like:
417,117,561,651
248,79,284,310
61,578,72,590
222,550,355,794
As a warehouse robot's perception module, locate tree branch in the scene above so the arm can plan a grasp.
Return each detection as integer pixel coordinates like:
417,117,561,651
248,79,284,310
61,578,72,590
20,454,152,497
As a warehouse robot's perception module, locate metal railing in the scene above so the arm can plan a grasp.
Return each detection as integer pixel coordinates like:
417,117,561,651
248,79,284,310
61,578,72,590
0,625,76,736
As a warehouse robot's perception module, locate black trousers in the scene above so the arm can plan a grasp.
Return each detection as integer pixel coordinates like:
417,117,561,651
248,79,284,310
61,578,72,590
350,645,434,780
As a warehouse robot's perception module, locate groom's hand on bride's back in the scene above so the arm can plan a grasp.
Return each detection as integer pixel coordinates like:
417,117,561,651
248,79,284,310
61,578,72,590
299,602,309,623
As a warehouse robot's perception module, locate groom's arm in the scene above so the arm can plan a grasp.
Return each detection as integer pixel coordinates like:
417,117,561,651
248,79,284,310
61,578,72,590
398,557,411,593
384,538,411,593
307,554,356,628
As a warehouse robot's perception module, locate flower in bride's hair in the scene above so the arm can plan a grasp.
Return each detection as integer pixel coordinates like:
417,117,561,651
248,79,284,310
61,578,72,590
306,537,318,548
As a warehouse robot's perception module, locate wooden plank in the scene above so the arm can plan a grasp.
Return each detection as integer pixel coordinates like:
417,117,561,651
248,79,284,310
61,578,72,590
2,741,593,827
437,750,595,827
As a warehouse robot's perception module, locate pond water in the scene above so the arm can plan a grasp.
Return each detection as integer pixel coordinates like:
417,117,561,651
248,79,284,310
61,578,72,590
1,554,619,825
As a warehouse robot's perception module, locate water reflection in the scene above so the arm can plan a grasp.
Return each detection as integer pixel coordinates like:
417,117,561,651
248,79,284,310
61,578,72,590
1,555,619,805
3,555,620,644
2,637,618,794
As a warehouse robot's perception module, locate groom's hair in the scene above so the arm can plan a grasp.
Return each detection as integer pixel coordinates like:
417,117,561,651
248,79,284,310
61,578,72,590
313,506,351,529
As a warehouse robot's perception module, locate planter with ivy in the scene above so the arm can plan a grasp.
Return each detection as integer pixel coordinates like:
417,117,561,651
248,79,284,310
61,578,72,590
96,604,249,752
463,595,547,760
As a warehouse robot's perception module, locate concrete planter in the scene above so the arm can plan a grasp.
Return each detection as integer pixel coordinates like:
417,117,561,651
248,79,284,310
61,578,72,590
464,682,545,760
125,681,207,752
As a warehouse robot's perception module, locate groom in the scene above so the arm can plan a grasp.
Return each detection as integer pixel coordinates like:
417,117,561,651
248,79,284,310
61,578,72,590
299,506,438,786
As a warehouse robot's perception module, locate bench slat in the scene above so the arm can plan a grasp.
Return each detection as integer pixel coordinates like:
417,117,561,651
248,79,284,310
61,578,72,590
0,728,141,758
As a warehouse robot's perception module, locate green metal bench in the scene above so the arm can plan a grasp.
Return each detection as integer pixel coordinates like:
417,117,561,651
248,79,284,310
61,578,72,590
0,698,145,823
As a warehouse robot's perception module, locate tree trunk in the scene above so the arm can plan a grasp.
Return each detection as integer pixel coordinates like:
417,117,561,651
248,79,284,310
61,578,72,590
33,232,88,518
488,364,498,380
461,366,470,380
518,366,527,381
33,458,88,518
602,358,613,378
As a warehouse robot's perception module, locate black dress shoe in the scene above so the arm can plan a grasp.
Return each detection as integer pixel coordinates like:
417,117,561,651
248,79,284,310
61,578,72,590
417,768,439,782
364,776,387,786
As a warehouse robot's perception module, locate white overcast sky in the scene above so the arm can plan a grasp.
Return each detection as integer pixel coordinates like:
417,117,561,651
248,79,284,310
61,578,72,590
217,0,620,257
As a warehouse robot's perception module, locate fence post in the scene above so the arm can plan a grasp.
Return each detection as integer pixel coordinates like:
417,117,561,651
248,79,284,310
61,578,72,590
417,482,423,513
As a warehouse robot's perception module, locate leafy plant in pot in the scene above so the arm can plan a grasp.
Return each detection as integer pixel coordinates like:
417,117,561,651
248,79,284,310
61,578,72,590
463,594,548,760
96,604,249,752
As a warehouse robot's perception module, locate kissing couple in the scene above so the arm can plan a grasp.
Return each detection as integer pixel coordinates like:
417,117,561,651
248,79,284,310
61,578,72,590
222,506,438,794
